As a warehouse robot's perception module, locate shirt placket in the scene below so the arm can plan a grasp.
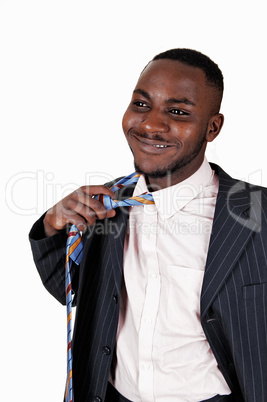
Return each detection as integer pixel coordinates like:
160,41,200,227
138,204,160,402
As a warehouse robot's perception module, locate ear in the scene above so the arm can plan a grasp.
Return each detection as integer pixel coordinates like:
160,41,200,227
206,113,224,143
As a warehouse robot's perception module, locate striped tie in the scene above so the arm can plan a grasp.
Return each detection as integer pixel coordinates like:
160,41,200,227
65,228,83,402
64,172,154,402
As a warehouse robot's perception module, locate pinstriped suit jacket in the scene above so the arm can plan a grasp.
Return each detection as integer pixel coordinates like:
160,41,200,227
29,163,267,402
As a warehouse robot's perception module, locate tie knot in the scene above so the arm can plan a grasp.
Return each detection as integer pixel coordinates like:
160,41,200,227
97,192,154,210
94,170,155,210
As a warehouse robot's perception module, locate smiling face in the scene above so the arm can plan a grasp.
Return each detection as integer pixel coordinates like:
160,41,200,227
122,59,224,189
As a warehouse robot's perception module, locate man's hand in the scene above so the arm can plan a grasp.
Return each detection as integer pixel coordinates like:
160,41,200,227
43,185,116,237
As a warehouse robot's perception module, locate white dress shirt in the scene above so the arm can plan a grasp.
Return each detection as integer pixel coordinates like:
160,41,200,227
110,158,231,401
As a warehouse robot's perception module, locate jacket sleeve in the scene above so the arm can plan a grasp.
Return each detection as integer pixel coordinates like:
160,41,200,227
29,213,79,305
29,178,123,306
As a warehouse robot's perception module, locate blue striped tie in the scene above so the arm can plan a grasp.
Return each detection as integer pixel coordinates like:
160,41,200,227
64,172,154,402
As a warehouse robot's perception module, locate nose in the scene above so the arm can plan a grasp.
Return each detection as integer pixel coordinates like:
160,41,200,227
139,111,169,134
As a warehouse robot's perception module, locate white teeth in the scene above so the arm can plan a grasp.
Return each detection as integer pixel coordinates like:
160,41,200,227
153,144,168,148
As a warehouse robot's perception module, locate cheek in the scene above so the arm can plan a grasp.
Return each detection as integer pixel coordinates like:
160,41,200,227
122,109,139,134
179,123,204,142
122,109,130,134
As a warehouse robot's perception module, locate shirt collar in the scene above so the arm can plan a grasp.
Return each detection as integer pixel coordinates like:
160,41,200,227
133,158,217,221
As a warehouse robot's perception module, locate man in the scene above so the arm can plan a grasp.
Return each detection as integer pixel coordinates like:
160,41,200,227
29,49,267,402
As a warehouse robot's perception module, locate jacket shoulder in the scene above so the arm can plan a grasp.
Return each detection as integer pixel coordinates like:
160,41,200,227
211,162,267,216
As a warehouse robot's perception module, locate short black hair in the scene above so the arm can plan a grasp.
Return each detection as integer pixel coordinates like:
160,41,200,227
152,48,224,95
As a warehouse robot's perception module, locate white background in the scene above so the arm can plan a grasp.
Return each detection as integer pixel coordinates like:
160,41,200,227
1,0,267,400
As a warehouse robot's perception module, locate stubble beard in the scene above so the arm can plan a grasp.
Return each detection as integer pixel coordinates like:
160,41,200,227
134,133,207,180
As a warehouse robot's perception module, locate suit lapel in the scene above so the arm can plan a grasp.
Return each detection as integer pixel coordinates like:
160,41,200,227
201,164,261,318
107,184,134,293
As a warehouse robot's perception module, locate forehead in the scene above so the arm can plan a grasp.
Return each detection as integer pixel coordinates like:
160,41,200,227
136,59,208,102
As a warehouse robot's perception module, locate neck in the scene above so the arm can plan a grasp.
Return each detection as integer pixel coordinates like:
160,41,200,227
146,157,205,191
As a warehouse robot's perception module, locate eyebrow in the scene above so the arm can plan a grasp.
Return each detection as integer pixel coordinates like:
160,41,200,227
133,89,196,107
166,97,196,107
133,89,151,100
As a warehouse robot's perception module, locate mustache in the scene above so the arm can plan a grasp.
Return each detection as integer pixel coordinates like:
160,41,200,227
130,130,172,144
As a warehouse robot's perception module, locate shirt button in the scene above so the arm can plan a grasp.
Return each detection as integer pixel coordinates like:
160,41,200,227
102,346,111,355
146,205,155,213
145,317,152,325
150,273,157,279
92,398,102,402
142,363,151,370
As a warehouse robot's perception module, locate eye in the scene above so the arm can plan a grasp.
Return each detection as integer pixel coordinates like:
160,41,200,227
133,101,149,108
169,108,189,116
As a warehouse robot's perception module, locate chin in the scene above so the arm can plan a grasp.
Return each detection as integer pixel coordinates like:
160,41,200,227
134,151,204,180
134,161,174,179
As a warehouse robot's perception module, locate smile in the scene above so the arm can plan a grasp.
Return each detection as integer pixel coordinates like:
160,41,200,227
130,134,175,153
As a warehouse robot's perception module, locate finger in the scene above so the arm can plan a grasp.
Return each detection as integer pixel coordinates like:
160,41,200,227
63,208,97,229
68,196,115,223
106,209,116,219
68,208,116,230
79,185,116,199
67,204,116,226
72,190,114,220
69,194,105,218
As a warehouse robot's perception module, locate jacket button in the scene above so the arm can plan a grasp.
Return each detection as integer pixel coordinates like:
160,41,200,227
113,294,118,304
102,346,111,355
92,397,102,402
